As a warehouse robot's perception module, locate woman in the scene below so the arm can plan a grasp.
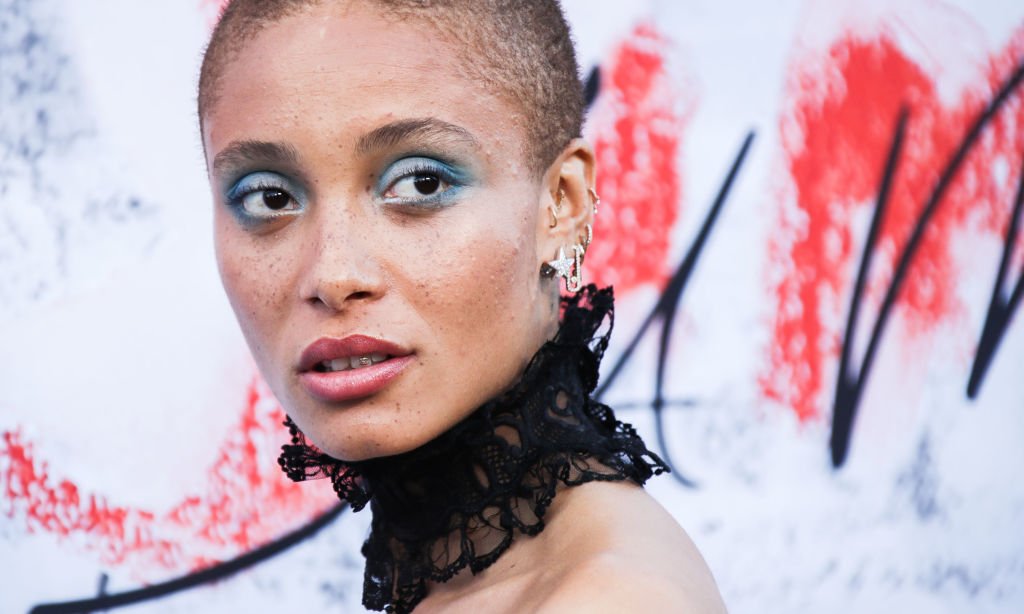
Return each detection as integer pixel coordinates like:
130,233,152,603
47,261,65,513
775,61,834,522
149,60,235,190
198,0,726,611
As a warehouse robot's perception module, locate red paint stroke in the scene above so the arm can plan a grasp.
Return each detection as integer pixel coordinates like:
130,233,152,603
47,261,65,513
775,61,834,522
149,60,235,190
586,24,692,292
763,27,1024,421
0,376,336,580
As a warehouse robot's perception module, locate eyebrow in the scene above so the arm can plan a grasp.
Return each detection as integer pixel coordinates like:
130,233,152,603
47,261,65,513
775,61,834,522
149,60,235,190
355,118,481,156
210,118,479,177
212,140,300,177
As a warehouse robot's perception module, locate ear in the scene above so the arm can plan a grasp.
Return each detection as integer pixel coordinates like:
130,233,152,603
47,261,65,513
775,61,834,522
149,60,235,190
535,138,597,282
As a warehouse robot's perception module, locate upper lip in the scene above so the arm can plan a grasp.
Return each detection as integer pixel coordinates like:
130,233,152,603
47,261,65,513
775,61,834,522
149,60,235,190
297,335,412,373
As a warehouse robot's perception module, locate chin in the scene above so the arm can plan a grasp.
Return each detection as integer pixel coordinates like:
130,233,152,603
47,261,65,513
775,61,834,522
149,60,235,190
298,399,454,463
321,432,427,463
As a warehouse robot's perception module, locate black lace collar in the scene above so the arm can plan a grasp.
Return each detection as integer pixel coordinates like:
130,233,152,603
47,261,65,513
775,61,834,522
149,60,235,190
278,285,668,613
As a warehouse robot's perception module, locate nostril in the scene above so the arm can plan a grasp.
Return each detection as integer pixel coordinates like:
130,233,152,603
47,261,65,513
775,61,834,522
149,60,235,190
309,288,377,310
304,266,385,310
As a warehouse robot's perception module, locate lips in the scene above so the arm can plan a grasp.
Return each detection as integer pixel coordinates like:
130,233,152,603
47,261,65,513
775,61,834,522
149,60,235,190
297,335,414,403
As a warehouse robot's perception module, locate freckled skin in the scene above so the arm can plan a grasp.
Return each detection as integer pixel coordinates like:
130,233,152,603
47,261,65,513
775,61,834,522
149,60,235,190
203,3,591,461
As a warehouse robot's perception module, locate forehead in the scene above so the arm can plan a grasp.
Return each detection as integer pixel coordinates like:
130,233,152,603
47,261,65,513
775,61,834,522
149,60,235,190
202,3,528,172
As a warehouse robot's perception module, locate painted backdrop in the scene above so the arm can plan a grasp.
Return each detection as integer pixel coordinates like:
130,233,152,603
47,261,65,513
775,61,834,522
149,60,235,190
2,1,1023,612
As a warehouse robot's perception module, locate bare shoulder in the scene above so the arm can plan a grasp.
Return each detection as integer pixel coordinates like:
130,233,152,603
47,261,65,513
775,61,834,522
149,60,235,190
536,481,728,613
537,554,727,614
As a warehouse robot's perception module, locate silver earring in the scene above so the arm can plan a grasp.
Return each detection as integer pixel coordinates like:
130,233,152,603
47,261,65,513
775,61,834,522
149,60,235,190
540,245,574,281
548,188,566,229
540,245,585,292
566,244,585,292
587,187,601,215
579,223,593,250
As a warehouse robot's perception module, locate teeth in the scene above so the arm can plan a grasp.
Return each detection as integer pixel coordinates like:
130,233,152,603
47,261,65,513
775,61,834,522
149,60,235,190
319,354,391,372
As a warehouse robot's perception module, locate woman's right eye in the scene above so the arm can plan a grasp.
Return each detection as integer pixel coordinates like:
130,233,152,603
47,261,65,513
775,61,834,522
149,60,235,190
226,172,304,223
238,187,297,213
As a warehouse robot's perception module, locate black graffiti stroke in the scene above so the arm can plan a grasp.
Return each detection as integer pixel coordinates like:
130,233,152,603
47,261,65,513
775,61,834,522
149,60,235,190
830,57,1024,467
967,154,1024,399
595,132,755,487
28,504,347,614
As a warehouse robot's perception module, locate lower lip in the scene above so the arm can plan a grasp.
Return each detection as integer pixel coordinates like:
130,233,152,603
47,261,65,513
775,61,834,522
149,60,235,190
298,355,416,403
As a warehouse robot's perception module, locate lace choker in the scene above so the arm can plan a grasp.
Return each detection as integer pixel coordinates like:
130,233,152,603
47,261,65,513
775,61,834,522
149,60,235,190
278,285,668,613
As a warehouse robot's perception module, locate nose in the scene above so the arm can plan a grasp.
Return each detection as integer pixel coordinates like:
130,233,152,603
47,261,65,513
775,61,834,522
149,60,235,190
298,215,387,312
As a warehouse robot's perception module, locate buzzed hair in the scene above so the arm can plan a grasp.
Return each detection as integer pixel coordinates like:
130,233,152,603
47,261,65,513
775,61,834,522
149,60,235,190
198,0,585,175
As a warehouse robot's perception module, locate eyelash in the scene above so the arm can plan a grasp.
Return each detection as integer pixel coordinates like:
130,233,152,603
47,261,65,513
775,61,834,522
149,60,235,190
225,172,303,225
379,158,465,208
228,180,287,206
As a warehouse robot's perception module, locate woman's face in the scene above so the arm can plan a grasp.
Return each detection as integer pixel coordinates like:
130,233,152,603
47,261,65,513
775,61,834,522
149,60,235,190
203,3,567,460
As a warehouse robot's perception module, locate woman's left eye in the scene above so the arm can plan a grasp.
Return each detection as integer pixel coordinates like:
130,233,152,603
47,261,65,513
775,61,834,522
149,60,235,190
387,172,450,199
379,157,465,206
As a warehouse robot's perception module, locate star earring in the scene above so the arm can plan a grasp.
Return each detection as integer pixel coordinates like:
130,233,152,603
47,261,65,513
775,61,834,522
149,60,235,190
541,245,574,280
541,244,586,292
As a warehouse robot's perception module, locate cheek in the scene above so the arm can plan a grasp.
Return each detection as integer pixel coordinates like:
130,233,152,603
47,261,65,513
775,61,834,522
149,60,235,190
443,216,529,294
214,217,293,360
403,204,541,375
